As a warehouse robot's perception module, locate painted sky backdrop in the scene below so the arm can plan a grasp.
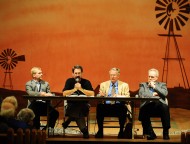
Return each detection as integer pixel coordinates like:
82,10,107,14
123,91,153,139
0,0,190,92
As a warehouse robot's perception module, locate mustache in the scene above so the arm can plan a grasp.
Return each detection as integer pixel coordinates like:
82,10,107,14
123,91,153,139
75,76,81,82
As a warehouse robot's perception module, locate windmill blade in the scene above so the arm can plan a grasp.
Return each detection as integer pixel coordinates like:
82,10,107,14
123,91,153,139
156,0,167,7
1,50,7,57
178,13,189,21
174,18,181,30
10,49,17,57
0,54,6,59
180,3,190,13
176,15,186,26
164,17,170,30
0,61,6,65
163,0,169,4
159,15,167,25
3,63,9,70
176,0,182,4
7,49,12,56
156,12,166,18
180,9,190,14
0,61,6,68
10,63,16,69
180,3,190,9
11,61,17,68
179,0,188,7
4,49,11,57
155,6,166,11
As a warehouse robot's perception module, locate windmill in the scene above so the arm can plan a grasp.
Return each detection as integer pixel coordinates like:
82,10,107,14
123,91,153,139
155,0,190,90
0,48,25,89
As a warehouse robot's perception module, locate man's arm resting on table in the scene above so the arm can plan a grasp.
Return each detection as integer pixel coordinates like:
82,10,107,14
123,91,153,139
79,88,94,96
63,88,77,96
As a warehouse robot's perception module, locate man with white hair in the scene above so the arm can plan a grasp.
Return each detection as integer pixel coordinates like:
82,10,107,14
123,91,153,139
95,67,130,139
138,68,170,140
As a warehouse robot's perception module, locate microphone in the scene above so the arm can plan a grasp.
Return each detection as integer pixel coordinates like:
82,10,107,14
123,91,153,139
75,76,81,83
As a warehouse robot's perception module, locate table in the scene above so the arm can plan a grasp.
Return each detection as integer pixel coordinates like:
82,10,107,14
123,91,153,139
23,95,159,138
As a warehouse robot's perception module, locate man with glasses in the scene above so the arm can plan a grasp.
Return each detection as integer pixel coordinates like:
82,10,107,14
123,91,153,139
138,68,170,140
62,65,94,138
95,67,131,139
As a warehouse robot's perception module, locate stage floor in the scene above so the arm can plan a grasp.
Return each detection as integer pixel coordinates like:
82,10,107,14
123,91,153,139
42,107,190,138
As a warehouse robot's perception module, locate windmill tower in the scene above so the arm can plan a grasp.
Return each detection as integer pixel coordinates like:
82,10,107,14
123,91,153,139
155,0,190,90
0,48,25,89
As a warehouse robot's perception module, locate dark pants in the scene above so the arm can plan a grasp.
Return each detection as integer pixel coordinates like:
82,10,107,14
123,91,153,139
96,103,127,134
64,103,89,132
138,101,170,134
28,101,59,129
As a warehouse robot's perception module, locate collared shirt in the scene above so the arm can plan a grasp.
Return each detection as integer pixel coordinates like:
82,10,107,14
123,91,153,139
106,81,119,104
36,82,41,92
34,80,45,103
108,81,118,96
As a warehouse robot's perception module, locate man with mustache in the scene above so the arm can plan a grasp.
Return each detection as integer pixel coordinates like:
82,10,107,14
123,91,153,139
62,65,94,138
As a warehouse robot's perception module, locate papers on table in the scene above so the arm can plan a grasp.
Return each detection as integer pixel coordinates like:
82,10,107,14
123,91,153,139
67,95,94,97
116,95,126,97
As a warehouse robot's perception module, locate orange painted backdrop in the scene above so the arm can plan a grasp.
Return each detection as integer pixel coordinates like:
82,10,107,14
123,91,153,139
0,0,190,92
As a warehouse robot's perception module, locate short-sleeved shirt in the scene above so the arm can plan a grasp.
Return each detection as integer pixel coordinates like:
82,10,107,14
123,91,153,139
62,78,93,103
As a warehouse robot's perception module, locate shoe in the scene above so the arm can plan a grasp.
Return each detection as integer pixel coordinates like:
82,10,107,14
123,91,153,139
147,131,157,140
118,131,124,139
83,132,89,139
163,134,170,140
62,122,68,129
143,128,148,135
95,131,103,138
81,128,89,139
42,126,47,130
163,129,170,140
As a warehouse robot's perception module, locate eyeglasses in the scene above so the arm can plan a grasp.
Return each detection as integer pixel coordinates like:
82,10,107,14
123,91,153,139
110,74,118,77
148,76,156,78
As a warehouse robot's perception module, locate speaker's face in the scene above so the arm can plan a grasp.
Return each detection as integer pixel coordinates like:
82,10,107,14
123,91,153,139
109,69,120,84
148,71,158,82
72,68,82,79
33,69,43,80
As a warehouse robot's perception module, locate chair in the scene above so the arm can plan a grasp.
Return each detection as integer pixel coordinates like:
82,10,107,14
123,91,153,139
181,131,186,144
63,100,90,135
186,131,190,144
40,116,48,129
150,115,163,129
